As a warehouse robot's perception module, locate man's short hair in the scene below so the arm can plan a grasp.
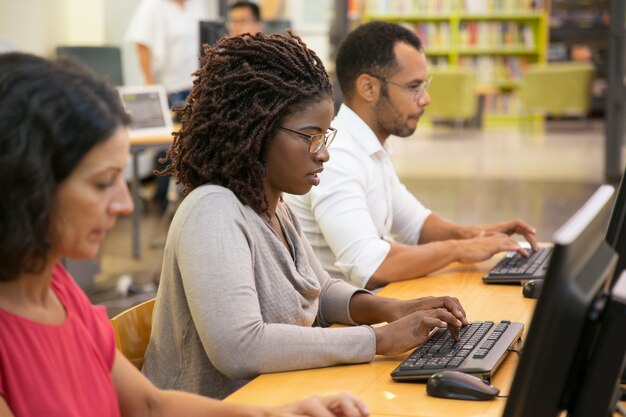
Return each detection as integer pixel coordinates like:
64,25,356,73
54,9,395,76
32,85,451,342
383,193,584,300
336,21,423,99
229,1,261,22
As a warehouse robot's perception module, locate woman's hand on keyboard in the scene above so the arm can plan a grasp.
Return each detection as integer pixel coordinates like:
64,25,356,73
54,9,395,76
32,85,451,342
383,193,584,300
387,296,468,326
373,308,463,356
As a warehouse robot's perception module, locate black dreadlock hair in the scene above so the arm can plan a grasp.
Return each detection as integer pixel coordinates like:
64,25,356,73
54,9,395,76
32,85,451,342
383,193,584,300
163,31,332,215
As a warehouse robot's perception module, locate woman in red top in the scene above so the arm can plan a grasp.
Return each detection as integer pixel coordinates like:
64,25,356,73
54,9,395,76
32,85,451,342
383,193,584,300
0,52,368,417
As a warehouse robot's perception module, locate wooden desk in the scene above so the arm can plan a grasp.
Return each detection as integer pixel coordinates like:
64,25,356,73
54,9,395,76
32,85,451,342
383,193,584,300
129,131,174,259
224,258,536,417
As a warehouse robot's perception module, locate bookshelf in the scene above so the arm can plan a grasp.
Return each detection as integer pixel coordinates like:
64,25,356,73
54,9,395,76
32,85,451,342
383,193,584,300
364,0,550,126
548,0,609,116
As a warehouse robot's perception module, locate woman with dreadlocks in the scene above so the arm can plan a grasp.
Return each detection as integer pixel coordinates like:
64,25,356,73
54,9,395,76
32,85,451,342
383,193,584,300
142,32,467,399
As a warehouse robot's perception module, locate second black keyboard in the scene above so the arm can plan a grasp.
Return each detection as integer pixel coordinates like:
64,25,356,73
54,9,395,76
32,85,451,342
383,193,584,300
483,247,553,284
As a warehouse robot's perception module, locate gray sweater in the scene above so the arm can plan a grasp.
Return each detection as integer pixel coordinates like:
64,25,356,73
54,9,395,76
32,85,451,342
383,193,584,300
142,185,376,399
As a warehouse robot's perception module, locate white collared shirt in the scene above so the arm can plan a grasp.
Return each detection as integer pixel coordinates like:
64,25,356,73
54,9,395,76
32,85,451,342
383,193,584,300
285,104,431,288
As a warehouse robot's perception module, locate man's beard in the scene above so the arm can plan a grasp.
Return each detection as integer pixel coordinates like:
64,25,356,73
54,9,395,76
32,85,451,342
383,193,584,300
374,93,421,138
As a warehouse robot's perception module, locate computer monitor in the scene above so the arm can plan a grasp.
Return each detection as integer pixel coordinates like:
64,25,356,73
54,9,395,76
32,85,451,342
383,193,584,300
604,167,626,384
56,46,124,86
503,185,625,417
263,19,291,34
199,20,228,55
567,270,626,416
606,166,626,286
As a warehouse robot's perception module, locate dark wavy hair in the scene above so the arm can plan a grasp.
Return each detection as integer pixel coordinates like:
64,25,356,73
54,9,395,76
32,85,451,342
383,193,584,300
163,31,332,214
336,21,423,99
0,52,130,282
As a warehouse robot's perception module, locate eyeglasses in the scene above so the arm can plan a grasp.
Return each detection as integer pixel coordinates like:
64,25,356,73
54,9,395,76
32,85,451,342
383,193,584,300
279,126,337,153
369,74,432,102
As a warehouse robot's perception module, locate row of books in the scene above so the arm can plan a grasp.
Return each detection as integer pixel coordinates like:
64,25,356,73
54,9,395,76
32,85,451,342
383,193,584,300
406,21,535,49
459,22,535,48
366,0,457,14
426,56,529,86
550,10,608,29
413,22,451,48
366,0,543,14
457,56,529,84
463,0,544,13
483,92,521,115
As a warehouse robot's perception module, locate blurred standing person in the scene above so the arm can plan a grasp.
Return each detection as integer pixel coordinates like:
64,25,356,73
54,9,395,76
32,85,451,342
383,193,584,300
126,0,207,108
126,0,208,212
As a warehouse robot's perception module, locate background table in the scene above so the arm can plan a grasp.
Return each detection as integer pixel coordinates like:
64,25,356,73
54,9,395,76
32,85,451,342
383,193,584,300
129,131,174,259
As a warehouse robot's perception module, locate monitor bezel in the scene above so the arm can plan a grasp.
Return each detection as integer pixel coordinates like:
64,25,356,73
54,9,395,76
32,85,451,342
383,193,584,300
606,167,626,287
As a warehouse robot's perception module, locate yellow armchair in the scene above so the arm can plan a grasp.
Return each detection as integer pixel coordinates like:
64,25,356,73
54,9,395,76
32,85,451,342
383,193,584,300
425,67,478,126
519,62,594,118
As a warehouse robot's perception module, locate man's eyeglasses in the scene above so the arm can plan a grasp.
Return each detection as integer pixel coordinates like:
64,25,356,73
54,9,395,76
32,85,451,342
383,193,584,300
279,126,337,153
369,74,432,102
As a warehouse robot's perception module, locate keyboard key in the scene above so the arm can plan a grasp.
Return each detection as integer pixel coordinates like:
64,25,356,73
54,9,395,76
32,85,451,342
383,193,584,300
473,349,488,359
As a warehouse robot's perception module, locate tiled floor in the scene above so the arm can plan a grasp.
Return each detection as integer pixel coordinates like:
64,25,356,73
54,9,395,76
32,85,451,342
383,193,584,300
88,119,623,317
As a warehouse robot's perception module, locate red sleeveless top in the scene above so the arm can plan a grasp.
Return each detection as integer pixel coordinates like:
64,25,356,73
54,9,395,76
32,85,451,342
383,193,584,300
0,263,119,417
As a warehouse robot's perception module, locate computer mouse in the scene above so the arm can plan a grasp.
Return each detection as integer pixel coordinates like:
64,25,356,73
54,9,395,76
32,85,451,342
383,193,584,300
426,370,499,401
522,279,544,299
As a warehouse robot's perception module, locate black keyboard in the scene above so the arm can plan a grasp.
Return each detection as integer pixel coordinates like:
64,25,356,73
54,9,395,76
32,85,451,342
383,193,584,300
483,247,553,284
390,320,524,382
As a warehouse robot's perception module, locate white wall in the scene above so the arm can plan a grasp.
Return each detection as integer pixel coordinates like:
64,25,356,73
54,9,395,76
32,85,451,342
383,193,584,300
0,0,219,84
286,0,332,69
104,0,145,86
0,0,109,56
0,0,68,56
64,0,105,44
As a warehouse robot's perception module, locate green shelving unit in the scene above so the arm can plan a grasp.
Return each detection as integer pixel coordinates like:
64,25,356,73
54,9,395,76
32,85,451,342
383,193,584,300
364,0,550,126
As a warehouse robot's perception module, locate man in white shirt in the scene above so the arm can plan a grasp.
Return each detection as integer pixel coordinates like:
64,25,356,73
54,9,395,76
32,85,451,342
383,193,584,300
126,0,208,211
285,21,538,290
126,0,207,107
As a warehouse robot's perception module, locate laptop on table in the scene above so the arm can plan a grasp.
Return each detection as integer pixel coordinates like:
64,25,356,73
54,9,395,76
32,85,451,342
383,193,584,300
117,84,173,139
